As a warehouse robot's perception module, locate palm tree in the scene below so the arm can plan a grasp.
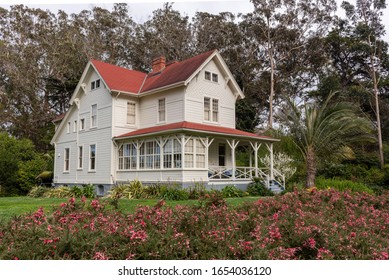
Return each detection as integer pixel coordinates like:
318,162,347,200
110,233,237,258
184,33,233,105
278,92,374,188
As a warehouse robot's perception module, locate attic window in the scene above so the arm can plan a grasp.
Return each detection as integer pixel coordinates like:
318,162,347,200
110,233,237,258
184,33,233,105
91,79,101,90
205,71,218,83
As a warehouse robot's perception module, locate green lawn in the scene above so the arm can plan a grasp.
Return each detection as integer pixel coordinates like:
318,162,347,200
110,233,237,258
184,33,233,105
0,196,261,223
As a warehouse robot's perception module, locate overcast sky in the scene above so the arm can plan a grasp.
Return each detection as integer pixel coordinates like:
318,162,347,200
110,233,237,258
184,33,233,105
1,0,388,42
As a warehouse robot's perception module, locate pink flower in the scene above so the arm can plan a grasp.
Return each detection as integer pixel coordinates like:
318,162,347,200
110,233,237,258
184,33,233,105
91,199,100,209
350,232,356,238
306,238,316,249
93,252,109,260
269,226,281,240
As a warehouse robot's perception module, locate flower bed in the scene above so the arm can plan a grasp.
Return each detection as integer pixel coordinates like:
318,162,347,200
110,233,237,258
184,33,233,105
0,190,388,260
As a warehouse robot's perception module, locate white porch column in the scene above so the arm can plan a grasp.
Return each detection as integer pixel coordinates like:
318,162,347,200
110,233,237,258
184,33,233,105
204,137,214,170
136,140,140,170
227,139,239,180
266,143,274,180
250,142,261,177
181,134,185,169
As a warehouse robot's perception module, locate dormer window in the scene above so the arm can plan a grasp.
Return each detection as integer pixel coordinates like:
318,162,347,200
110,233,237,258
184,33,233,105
91,79,101,90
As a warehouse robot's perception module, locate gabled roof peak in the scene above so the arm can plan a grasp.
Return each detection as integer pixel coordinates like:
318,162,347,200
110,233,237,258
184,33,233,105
90,50,217,94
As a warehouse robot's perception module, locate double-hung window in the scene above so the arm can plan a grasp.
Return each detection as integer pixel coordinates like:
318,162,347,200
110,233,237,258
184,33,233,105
80,118,85,130
89,144,96,171
204,97,211,121
158,98,166,122
91,104,97,128
127,102,136,124
78,146,83,169
73,120,77,133
204,97,218,122
212,99,219,122
64,148,70,172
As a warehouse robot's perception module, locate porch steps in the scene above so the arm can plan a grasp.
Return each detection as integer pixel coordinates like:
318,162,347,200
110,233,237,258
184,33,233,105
268,180,284,194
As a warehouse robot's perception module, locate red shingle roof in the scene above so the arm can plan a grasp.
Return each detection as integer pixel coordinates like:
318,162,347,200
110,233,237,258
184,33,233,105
90,50,215,94
114,121,276,141
91,60,146,93
140,50,215,92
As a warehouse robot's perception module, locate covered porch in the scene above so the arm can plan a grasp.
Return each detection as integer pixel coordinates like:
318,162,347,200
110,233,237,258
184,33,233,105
112,121,284,191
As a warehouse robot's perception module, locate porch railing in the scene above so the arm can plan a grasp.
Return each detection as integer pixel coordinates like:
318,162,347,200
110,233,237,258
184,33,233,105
208,166,267,180
208,166,285,188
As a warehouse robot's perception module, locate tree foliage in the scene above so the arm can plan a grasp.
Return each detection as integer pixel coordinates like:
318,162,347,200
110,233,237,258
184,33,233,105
278,92,374,187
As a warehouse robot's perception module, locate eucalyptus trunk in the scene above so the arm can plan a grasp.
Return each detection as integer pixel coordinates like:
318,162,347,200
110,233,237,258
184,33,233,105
305,146,316,188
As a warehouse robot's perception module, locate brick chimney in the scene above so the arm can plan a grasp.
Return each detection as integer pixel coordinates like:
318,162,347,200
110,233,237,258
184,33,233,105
152,56,166,73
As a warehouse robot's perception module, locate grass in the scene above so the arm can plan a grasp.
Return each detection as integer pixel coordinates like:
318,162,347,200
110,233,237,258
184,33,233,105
0,196,261,223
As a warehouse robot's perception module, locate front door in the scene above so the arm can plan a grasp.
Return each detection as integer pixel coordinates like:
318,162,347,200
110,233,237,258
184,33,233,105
218,144,225,166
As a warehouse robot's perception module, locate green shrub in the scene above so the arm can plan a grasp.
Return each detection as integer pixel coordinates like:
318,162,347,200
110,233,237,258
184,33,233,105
81,184,96,198
221,185,245,198
70,186,83,197
247,178,274,196
109,185,131,199
27,186,50,198
188,182,208,199
158,184,189,201
127,180,145,199
143,184,162,198
43,186,72,198
315,177,373,194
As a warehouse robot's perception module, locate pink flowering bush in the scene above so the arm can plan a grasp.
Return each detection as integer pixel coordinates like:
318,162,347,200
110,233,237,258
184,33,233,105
0,189,388,260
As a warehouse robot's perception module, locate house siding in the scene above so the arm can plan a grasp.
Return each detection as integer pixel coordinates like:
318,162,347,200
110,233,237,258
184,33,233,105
185,59,236,128
53,68,114,185
139,88,185,128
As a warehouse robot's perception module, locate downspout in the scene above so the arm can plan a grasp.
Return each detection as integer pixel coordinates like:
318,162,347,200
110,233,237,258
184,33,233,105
112,138,119,185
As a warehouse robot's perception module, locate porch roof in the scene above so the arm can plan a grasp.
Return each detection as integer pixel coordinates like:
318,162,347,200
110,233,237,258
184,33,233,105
113,121,278,142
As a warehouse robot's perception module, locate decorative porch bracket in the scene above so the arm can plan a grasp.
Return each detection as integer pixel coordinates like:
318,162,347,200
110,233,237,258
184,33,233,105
226,139,239,180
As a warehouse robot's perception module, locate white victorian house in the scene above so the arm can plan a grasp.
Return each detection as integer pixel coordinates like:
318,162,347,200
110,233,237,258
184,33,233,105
51,50,284,195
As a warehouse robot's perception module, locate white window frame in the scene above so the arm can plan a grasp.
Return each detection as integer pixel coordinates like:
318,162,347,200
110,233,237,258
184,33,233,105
91,81,95,90
212,98,219,122
204,97,211,121
78,145,83,170
73,120,77,133
67,122,70,133
118,143,137,170
64,147,70,172
205,71,211,81
204,97,219,123
89,144,96,172
163,139,181,168
91,104,97,128
196,139,206,168
127,102,136,125
212,73,218,83
158,98,166,123
80,118,85,131
95,79,101,89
